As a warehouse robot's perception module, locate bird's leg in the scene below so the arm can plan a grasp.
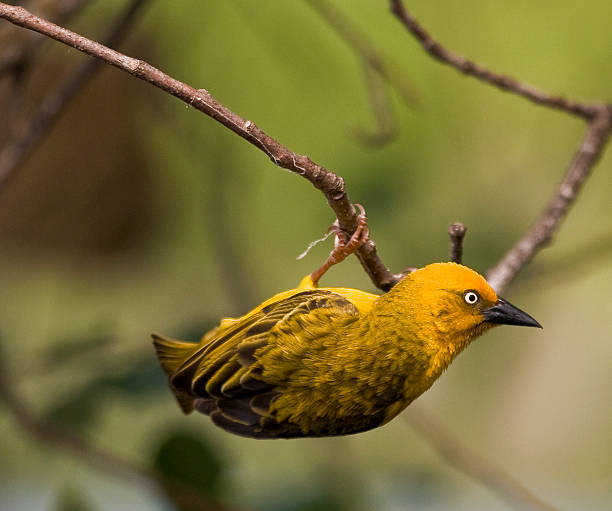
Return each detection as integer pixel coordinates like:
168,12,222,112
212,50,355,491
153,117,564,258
309,204,370,286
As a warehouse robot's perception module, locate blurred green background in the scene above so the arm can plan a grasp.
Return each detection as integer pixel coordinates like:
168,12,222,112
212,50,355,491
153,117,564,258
1,1,611,510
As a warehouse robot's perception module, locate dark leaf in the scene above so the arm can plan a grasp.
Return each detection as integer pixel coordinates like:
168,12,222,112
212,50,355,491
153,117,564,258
152,430,227,510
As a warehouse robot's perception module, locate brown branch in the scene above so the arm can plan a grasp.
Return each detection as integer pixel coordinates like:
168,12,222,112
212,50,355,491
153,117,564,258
487,111,612,293
0,0,148,189
448,222,466,264
389,0,601,120
0,341,241,511
405,408,560,511
0,2,402,291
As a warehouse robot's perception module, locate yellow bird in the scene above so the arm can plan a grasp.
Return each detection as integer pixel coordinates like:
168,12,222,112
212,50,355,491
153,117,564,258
153,210,540,438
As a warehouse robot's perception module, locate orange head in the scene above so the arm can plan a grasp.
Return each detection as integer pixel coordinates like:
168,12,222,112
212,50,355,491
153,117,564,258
382,262,541,347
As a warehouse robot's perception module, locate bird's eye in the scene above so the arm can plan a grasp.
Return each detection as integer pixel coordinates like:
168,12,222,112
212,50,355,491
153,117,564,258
464,291,479,305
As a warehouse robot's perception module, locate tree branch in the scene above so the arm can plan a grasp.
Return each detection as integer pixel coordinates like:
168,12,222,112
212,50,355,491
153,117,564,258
0,1,401,292
487,111,612,293
389,0,601,120
448,222,466,264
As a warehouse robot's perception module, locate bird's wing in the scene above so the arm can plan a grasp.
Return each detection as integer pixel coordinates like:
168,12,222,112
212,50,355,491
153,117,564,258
166,289,361,438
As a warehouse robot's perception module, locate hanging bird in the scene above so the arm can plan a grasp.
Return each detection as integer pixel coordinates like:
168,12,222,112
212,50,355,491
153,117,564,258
153,207,541,438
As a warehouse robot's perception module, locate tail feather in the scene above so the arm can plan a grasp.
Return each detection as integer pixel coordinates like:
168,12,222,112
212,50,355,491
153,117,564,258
152,334,199,414
152,334,199,376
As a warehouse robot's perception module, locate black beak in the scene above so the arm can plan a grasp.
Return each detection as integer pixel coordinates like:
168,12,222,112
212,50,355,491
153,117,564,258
483,298,542,328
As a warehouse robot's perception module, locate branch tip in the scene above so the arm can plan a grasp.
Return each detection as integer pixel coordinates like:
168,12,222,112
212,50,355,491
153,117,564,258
448,222,467,264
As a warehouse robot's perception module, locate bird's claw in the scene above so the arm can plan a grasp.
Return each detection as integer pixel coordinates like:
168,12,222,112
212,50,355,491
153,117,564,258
310,204,370,286
328,204,369,264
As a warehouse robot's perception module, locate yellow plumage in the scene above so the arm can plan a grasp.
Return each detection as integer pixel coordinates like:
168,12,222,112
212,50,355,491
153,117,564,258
153,262,540,438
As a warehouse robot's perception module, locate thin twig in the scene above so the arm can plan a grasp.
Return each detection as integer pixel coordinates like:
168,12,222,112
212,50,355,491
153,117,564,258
405,408,560,511
389,0,601,120
0,342,241,511
0,2,402,291
448,222,466,264
0,0,149,189
487,111,612,293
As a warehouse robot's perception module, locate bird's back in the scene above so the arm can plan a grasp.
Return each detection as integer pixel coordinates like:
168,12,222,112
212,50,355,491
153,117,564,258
153,281,379,437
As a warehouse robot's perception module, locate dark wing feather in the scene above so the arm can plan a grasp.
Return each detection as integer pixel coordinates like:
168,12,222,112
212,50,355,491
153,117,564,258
171,289,359,438
171,292,319,391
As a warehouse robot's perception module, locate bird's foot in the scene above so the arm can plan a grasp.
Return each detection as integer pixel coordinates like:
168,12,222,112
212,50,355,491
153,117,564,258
309,204,370,286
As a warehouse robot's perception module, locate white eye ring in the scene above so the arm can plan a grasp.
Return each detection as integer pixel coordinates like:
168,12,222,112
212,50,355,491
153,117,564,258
464,291,479,305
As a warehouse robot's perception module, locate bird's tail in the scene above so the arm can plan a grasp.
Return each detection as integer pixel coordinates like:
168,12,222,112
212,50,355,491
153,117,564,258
152,334,199,413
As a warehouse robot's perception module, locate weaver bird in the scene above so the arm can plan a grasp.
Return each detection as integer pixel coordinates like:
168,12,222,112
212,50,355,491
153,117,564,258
153,208,540,438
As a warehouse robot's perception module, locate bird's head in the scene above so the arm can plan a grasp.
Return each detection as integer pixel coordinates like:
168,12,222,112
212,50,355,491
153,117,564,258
386,262,541,346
